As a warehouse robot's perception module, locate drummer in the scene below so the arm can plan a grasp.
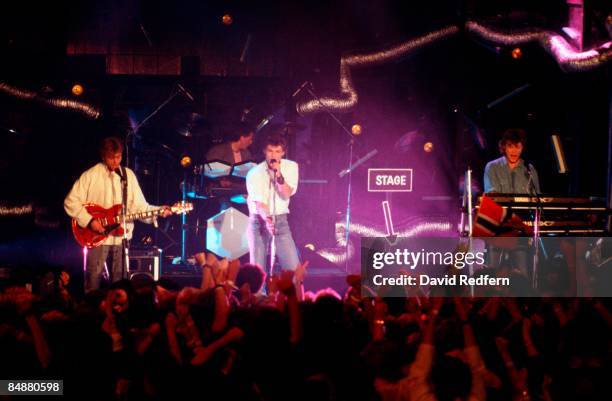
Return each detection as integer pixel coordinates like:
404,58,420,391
206,122,254,164
204,122,255,212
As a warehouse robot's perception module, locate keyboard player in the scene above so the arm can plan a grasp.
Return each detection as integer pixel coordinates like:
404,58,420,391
484,128,540,194
482,128,539,277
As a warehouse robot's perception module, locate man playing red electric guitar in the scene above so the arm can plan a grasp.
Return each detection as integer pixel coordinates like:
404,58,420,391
65,137,172,291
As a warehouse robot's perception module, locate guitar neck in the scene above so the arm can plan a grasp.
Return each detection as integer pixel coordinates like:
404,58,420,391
118,207,166,223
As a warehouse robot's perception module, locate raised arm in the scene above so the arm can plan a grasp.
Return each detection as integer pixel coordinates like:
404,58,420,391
277,271,302,345
455,298,486,401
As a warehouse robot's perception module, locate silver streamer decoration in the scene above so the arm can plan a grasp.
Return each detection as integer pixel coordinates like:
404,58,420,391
296,20,612,115
0,82,101,119
316,217,454,265
47,97,101,119
0,83,37,100
296,26,460,115
466,21,612,73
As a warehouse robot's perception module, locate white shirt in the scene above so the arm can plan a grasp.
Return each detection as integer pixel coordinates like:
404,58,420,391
64,163,156,245
246,159,298,216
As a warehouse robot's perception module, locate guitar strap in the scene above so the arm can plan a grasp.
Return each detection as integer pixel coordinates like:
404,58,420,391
120,166,128,211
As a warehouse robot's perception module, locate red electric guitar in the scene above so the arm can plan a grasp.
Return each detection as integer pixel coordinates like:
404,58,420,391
72,201,193,248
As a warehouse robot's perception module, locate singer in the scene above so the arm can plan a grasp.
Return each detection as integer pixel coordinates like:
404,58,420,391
246,135,300,276
64,137,171,291
483,128,541,194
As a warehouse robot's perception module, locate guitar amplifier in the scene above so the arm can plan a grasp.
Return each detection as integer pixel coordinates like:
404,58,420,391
129,248,162,281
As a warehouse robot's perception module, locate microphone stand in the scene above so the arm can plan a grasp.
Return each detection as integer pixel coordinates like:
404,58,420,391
119,169,130,280
525,165,541,289
463,167,475,296
303,85,356,273
269,169,277,276
125,85,183,171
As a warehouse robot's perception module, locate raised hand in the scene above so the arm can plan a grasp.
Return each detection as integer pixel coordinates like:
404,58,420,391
194,252,206,267
294,260,309,284
191,345,214,366
346,274,361,289
165,312,178,331
430,296,444,317
268,275,279,295
454,297,469,322
277,271,296,296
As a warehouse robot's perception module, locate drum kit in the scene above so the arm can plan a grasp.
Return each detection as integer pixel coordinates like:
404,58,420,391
187,159,257,204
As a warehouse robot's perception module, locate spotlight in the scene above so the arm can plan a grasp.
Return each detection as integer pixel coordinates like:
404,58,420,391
71,84,84,96
180,155,192,168
511,47,522,59
423,142,434,153
351,124,362,135
222,14,233,25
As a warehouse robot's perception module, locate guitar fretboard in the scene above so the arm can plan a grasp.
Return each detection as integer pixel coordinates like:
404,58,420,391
115,208,166,223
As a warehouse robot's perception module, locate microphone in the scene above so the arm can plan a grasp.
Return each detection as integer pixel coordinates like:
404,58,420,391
291,81,311,98
522,161,537,194
177,84,194,101
268,159,278,172
523,161,534,178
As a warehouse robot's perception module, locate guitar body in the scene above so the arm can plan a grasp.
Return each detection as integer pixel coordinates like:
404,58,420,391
72,201,192,248
72,203,126,248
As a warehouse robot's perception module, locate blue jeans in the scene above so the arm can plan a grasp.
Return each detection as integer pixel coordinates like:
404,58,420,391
247,214,300,274
86,245,125,291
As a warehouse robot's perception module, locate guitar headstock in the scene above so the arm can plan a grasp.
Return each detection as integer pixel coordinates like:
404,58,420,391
170,201,194,215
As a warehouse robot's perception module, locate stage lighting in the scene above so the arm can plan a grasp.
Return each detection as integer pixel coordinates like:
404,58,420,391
423,142,434,152
511,47,523,59
351,124,362,135
222,14,233,25
304,243,316,251
180,155,192,168
71,84,84,96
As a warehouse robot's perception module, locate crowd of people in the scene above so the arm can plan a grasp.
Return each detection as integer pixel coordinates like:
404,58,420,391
1,253,610,401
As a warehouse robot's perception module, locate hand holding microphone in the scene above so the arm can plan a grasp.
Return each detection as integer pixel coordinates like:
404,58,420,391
268,159,285,184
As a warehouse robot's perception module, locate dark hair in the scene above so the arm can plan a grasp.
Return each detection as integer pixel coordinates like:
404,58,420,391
264,134,287,151
100,137,123,158
235,263,266,293
225,122,255,142
498,128,526,154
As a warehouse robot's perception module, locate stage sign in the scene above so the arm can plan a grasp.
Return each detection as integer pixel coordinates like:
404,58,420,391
368,168,413,192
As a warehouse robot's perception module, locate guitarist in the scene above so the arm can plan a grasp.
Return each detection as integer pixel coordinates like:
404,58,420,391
64,137,172,291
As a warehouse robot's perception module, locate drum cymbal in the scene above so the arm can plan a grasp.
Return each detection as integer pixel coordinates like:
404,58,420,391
267,121,307,134
174,112,210,137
